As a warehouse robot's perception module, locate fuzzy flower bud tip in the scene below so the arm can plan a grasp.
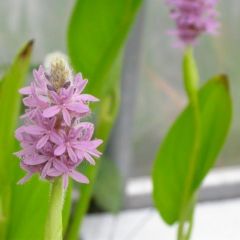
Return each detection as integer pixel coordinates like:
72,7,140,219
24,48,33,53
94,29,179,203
44,52,73,90
16,52,102,189
167,0,220,46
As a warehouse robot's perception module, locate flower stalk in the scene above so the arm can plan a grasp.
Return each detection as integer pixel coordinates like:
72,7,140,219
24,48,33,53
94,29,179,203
44,177,65,240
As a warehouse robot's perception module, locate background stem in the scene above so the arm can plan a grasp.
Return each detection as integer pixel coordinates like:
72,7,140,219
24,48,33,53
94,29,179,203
177,48,201,240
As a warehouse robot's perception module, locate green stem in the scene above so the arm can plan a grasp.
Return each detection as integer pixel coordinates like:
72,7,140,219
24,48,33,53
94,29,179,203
177,47,201,240
177,194,196,240
45,177,65,240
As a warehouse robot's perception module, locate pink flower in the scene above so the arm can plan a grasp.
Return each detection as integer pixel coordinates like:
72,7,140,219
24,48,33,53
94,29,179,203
15,53,102,188
54,123,102,165
22,114,61,149
167,0,220,46
42,87,90,126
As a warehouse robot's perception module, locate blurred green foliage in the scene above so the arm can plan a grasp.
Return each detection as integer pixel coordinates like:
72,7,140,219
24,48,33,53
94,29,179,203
93,156,123,213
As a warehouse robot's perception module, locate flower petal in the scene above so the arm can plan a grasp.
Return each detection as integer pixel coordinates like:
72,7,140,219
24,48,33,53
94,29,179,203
47,168,62,177
17,173,33,184
23,155,47,165
84,153,96,165
73,74,87,92
66,102,89,113
62,108,71,126
49,91,60,103
43,105,60,118
80,94,99,102
53,160,68,172
81,139,103,149
19,86,32,95
41,161,52,178
24,125,45,135
36,135,49,149
67,146,77,163
69,170,89,184
50,132,63,145
54,144,66,156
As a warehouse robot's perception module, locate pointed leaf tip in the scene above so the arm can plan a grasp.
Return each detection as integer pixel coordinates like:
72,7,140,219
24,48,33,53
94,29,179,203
219,74,229,90
213,74,229,91
20,40,34,59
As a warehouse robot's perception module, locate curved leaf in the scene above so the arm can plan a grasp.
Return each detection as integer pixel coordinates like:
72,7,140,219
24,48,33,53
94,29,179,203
152,75,232,224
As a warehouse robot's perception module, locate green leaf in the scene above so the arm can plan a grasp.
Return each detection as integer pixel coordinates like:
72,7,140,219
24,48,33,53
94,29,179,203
6,176,50,240
93,157,123,213
0,41,34,238
66,0,143,238
0,40,33,182
152,75,232,225
67,0,143,98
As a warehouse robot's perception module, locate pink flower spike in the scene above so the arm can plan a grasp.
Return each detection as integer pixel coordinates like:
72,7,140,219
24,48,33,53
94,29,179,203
15,52,102,187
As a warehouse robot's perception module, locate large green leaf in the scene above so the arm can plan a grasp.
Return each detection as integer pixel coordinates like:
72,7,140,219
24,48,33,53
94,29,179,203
152,75,232,225
66,0,143,238
0,41,34,238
